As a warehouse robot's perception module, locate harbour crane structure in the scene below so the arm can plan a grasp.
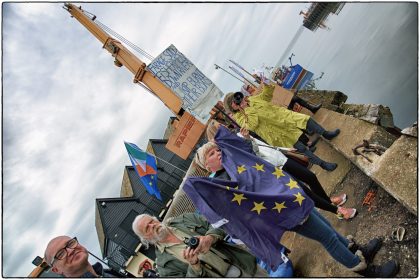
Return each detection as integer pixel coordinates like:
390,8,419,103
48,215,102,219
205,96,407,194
63,3,207,159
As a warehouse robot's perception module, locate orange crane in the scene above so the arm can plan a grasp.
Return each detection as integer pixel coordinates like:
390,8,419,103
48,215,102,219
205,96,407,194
64,3,206,159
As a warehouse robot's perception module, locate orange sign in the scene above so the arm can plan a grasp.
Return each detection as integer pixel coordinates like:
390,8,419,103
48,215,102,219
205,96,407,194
166,112,206,159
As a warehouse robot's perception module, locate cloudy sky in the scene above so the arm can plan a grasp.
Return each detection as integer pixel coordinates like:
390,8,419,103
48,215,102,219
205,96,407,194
3,2,310,276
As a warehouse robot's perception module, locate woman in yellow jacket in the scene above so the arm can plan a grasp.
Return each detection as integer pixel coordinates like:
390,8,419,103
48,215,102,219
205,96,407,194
223,82,340,171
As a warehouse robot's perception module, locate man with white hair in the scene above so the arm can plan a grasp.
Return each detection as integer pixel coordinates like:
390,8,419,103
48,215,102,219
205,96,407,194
132,213,268,277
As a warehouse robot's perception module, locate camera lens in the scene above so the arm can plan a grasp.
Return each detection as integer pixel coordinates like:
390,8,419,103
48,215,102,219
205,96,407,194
233,92,244,105
187,237,199,249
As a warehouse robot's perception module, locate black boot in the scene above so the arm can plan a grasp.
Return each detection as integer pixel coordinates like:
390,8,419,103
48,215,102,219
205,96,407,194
320,161,337,171
359,260,400,277
348,237,383,264
351,250,400,277
294,96,322,113
322,129,340,140
306,102,322,113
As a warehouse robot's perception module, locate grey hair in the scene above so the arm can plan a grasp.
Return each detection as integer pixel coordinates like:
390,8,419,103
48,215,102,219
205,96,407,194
132,213,159,249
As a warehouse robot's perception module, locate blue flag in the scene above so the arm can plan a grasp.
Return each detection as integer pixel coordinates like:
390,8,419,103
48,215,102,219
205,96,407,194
124,142,162,201
184,126,314,269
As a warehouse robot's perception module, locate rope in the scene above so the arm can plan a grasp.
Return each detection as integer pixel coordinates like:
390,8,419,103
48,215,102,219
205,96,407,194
81,9,155,62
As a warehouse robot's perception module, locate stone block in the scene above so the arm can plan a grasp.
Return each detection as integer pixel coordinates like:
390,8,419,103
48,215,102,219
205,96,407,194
312,109,418,216
297,90,348,111
312,109,397,175
370,136,418,215
341,104,395,128
309,140,352,196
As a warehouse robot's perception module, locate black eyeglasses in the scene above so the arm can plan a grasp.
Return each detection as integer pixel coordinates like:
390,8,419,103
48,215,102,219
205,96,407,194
50,237,78,267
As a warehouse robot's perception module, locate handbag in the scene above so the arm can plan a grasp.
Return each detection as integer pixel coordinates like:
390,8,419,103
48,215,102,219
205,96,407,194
284,150,309,167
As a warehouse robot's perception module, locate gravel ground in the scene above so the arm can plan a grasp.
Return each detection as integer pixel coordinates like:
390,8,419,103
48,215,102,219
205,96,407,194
333,167,418,277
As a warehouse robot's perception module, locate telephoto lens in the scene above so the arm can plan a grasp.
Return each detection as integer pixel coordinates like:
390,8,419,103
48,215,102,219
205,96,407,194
185,237,200,249
233,92,244,105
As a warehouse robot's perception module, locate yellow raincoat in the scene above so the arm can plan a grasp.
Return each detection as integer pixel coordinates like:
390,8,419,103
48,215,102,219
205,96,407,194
234,84,310,148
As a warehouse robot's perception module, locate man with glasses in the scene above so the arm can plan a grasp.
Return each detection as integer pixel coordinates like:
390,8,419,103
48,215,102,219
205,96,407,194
44,236,120,277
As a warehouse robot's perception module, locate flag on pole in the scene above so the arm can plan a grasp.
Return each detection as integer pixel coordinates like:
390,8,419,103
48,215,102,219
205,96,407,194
124,142,162,200
229,59,255,78
229,66,257,88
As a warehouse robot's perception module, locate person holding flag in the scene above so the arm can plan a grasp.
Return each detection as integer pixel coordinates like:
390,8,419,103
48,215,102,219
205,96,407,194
183,126,399,277
205,119,357,220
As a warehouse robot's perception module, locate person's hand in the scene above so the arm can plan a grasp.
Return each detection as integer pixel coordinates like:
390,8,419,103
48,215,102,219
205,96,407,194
240,127,250,139
193,235,216,254
183,247,201,270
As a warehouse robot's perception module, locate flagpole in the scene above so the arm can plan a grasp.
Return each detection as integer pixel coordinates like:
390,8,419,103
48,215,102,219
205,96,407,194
229,66,258,88
229,59,257,80
151,153,188,175
214,64,244,83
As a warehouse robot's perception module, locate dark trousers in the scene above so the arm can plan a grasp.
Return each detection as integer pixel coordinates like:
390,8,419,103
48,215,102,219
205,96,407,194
283,158,337,214
293,118,329,166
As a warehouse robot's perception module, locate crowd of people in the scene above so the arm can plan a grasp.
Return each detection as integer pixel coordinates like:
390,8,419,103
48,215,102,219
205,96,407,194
43,80,399,278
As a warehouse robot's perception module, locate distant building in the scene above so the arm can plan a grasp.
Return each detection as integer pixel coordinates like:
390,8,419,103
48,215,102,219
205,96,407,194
95,139,194,277
301,2,345,31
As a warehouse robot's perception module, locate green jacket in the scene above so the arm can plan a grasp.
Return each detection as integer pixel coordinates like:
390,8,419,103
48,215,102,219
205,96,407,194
155,213,257,277
234,84,310,148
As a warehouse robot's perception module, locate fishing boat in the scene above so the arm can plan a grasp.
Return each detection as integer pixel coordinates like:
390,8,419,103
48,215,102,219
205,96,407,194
271,54,317,91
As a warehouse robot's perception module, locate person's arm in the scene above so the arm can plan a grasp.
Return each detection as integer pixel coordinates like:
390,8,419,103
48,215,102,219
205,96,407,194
184,213,226,242
238,129,260,155
258,82,275,102
242,110,259,132
184,247,205,277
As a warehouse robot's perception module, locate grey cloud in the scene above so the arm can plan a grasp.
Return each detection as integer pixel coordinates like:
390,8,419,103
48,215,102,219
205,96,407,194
3,244,35,277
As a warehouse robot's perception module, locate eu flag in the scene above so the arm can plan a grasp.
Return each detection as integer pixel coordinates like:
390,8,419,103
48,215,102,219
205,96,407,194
184,126,314,269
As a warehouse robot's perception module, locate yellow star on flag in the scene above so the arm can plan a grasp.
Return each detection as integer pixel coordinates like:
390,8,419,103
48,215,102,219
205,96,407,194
286,179,300,190
234,186,239,190
232,193,247,205
251,201,267,215
237,165,247,174
272,202,287,213
293,192,306,206
272,167,285,179
252,163,265,172
149,182,152,186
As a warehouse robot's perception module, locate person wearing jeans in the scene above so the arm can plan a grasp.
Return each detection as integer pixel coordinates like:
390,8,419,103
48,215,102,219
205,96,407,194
191,139,400,277
291,209,360,268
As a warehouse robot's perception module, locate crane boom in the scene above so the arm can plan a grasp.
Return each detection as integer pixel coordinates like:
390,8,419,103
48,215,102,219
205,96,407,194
64,3,182,115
